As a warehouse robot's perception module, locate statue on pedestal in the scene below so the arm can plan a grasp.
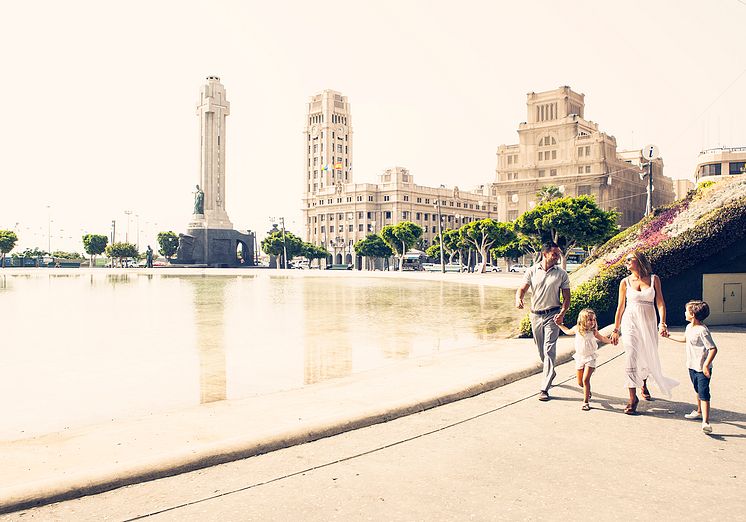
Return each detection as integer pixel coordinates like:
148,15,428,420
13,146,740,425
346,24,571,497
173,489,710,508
193,185,205,215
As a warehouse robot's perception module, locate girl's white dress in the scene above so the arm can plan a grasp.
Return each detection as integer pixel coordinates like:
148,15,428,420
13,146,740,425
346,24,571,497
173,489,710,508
620,275,678,397
573,331,598,369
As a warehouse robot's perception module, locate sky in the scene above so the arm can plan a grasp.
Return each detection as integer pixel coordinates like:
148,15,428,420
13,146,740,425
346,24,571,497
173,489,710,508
1,0,745,254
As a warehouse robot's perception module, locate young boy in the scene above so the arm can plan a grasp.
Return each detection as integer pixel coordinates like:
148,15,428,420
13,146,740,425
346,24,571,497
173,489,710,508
669,300,718,434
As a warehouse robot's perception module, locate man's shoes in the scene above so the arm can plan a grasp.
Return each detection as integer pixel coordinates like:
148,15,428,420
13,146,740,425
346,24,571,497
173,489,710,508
684,410,702,420
702,422,713,434
538,391,550,401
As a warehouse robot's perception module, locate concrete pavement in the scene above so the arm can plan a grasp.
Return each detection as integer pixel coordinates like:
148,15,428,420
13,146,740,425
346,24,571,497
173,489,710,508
3,325,745,520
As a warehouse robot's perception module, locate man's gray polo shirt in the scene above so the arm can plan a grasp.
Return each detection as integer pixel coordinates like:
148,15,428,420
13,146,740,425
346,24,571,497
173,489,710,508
523,263,570,312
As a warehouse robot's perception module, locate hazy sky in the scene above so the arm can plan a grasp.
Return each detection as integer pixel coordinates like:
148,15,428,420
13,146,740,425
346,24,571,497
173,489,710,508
1,0,744,253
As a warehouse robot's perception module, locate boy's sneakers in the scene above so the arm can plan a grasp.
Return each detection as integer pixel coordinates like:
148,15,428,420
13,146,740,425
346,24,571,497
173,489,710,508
702,422,713,434
684,410,702,420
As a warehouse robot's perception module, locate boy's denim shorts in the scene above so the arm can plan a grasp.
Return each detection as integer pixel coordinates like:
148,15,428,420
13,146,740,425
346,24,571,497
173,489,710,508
689,369,712,401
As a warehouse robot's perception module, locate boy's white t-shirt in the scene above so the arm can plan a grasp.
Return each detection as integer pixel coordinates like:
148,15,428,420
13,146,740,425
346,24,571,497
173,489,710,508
685,324,716,372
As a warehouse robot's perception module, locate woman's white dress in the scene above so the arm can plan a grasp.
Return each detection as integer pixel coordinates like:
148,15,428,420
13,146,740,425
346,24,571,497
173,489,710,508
621,275,678,397
573,332,598,369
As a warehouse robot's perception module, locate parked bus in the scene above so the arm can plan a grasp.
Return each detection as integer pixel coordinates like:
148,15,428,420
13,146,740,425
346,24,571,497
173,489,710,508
565,248,587,272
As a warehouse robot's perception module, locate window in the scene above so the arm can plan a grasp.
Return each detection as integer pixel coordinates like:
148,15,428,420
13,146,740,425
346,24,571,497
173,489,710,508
508,156,513,165
416,212,421,220
383,195,390,201
356,195,362,201
578,185,592,195
416,197,422,203
337,144,342,152
404,195,409,201
313,144,318,152
508,210,518,221
585,166,591,173
338,225,343,232
578,167,583,174
425,198,430,204
432,226,436,233
578,147,584,157
552,150,557,160
349,225,353,232
538,170,545,177
585,146,591,156
313,157,318,165
368,195,374,202
729,162,745,175
402,211,408,219
320,214,325,221
700,163,721,176
424,213,429,221
320,226,325,233
538,151,544,161
338,213,344,220
550,169,557,177
358,224,363,231
385,211,392,219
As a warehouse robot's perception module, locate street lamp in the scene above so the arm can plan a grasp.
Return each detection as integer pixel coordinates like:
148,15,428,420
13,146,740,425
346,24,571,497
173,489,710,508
433,198,445,273
270,216,288,268
124,210,132,244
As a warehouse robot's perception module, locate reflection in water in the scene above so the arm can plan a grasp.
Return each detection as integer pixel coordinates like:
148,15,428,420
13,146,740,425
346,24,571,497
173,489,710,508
0,272,522,440
188,277,227,404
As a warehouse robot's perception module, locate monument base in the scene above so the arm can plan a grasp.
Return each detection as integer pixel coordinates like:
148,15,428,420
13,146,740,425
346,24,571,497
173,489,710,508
171,228,256,267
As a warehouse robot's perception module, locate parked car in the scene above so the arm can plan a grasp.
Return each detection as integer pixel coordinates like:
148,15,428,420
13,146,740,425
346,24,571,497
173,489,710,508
291,260,310,269
483,263,502,272
509,263,528,273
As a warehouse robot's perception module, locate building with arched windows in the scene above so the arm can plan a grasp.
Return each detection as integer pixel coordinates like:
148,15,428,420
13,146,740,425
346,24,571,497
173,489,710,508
493,86,675,228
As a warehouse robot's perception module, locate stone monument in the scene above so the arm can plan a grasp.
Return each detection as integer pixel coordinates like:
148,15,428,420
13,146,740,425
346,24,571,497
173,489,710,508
172,76,255,267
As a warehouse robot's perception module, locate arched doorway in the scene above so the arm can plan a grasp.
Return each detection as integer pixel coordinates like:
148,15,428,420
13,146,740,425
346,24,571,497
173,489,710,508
345,253,352,265
335,253,343,264
236,240,248,265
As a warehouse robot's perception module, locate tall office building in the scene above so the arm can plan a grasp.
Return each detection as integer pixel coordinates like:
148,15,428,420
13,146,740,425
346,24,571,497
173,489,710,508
304,90,353,195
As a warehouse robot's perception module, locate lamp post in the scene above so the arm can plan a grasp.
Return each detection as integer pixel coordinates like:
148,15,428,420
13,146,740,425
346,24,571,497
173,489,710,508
124,210,132,244
46,205,51,254
433,198,445,273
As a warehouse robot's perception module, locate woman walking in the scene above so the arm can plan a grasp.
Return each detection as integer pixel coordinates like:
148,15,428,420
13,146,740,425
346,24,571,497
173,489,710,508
610,251,678,414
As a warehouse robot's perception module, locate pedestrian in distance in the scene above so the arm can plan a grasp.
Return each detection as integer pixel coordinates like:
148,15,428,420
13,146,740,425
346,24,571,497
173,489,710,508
516,241,571,401
609,251,678,414
667,300,718,434
559,308,613,411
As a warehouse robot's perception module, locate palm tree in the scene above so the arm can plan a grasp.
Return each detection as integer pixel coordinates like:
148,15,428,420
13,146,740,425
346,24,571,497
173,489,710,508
536,185,563,204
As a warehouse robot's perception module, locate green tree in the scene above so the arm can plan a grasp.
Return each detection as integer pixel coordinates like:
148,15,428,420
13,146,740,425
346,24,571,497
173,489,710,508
82,234,108,267
492,226,539,270
0,230,18,268
354,234,393,270
105,242,138,267
459,219,516,273
536,185,563,204
157,231,179,260
380,221,423,271
261,230,304,268
302,242,330,268
514,195,619,269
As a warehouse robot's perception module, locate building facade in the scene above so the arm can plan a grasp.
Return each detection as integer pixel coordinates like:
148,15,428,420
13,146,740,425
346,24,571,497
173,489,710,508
694,146,746,182
493,86,675,228
301,92,496,265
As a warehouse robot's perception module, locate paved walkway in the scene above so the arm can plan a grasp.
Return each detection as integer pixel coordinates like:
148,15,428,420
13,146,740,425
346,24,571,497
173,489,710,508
3,326,745,520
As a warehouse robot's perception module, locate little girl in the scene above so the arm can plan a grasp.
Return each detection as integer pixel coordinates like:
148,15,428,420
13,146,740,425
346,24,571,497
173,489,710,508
559,309,613,410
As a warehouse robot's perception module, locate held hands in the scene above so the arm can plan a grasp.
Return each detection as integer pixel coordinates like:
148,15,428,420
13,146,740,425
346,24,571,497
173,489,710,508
553,312,565,325
610,330,620,346
659,323,669,337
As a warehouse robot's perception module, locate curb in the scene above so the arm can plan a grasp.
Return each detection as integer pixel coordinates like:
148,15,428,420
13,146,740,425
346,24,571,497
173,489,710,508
0,351,574,514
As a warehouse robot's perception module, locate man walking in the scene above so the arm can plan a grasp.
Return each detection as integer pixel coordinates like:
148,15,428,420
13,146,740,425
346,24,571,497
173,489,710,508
515,242,571,401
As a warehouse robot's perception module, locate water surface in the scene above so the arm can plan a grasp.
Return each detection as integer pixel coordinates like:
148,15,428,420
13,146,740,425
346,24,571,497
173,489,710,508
0,272,521,440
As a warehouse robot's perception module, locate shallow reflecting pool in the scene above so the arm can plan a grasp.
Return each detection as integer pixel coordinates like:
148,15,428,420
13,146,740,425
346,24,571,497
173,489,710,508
0,272,522,440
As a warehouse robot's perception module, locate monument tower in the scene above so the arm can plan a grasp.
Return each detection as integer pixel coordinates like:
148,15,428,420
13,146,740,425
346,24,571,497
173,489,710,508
189,76,233,230
173,77,255,267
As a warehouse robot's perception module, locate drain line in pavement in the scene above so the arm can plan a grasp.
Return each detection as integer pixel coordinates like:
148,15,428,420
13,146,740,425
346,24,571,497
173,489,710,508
126,351,626,521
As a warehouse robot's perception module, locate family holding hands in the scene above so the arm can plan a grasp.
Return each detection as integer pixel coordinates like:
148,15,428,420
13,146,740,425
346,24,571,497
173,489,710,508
516,242,718,434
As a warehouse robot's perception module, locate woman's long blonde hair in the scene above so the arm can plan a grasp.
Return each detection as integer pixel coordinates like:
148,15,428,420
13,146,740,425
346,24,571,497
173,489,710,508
576,308,597,335
629,251,652,278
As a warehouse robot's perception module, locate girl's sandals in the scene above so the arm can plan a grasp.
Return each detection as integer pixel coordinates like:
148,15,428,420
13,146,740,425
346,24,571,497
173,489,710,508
582,403,591,411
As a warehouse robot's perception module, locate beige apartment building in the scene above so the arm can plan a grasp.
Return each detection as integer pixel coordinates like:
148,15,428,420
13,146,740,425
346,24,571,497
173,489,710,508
494,86,675,228
302,90,496,266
